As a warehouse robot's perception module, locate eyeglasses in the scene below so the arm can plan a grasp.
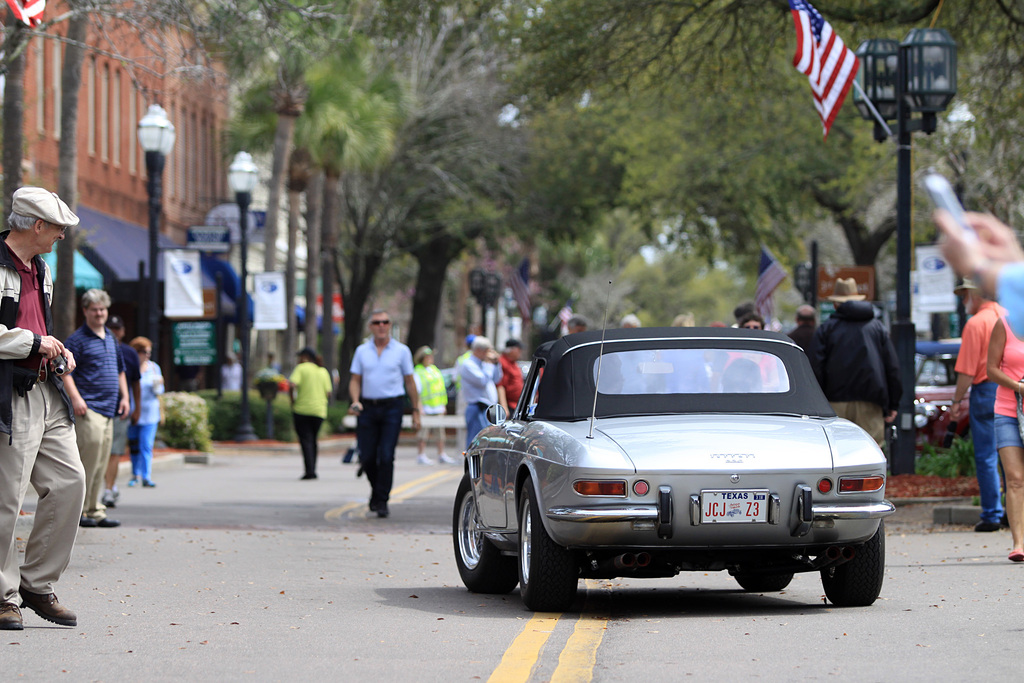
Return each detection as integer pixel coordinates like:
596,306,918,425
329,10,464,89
742,324,762,330
370,320,391,326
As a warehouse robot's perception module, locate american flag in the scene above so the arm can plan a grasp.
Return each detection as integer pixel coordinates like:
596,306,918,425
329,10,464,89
6,0,45,25
509,258,531,319
789,0,859,139
755,248,787,322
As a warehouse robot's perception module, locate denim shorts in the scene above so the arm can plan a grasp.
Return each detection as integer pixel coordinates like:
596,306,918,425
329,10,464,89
994,414,1024,450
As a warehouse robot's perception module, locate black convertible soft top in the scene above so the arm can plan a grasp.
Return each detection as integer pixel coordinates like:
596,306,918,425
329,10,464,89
530,327,836,421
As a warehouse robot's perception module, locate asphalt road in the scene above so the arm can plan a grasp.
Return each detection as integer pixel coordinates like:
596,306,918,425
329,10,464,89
7,444,1024,682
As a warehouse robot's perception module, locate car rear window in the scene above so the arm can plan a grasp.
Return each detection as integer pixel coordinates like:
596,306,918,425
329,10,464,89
593,348,790,395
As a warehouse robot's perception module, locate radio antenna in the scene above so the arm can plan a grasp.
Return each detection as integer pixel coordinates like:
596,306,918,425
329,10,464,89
587,280,613,439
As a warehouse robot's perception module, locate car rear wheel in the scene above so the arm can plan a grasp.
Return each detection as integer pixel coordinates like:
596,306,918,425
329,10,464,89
820,521,885,607
453,474,518,594
733,571,794,593
518,478,579,611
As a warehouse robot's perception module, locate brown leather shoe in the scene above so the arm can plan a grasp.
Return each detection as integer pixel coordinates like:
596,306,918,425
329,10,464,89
20,589,77,627
0,602,24,630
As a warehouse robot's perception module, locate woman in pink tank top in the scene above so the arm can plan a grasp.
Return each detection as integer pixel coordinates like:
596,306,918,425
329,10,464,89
987,316,1024,561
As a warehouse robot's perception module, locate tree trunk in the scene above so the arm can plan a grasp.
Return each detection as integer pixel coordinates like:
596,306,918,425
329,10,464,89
303,171,323,353
2,21,28,216
282,186,300,376
255,112,296,372
406,230,463,353
320,173,340,388
54,13,90,339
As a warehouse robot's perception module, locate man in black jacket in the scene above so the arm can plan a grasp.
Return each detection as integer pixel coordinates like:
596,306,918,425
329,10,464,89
810,278,901,447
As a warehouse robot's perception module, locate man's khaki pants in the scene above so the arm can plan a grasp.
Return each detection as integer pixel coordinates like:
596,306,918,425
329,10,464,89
0,381,84,604
831,400,885,447
77,409,114,521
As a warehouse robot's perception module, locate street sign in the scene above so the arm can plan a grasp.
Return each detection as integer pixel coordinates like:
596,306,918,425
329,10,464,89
187,226,231,252
172,321,217,366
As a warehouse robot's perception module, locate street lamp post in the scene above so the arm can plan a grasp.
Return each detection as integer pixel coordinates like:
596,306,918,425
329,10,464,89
853,30,957,475
136,104,176,346
228,151,260,442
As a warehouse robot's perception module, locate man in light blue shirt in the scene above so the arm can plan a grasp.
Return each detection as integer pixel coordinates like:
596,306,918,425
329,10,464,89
459,336,503,449
348,310,420,518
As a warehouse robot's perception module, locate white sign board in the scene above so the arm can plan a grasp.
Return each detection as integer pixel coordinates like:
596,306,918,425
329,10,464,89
913,245,956,314
163,250,204,318
253,272,287,330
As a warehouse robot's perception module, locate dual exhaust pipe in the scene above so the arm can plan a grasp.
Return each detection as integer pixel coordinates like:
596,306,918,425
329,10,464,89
613,552,652,569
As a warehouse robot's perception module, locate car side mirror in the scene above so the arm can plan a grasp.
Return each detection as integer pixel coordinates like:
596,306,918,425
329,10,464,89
486,404,507,425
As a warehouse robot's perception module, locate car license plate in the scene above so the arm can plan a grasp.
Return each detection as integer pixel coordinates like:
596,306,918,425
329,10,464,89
700,489,769,523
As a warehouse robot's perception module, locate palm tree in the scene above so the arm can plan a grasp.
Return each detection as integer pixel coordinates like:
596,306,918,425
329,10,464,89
297,41,404,385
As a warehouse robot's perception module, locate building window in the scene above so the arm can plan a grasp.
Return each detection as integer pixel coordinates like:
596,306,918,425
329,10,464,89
129,85,137,174
35,39,45,133
51,39,62,140
112,70,120,166
87,58,96,156
100,65,109,161
168,104,178,199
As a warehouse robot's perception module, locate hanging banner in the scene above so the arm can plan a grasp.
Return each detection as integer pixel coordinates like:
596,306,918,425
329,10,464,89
164,250,204,318
253,272,287,330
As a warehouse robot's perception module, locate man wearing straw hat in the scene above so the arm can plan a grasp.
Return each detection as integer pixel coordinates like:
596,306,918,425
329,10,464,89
810,277,901,447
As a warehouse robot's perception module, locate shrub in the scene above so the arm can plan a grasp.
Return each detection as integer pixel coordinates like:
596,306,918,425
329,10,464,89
158,392,213,452
200,389,297,442
916,436,976,478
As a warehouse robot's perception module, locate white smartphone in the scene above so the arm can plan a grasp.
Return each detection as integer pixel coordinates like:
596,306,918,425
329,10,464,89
923,173,977,243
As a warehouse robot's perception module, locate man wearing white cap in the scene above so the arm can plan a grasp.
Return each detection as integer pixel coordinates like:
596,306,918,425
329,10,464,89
0,187,84,631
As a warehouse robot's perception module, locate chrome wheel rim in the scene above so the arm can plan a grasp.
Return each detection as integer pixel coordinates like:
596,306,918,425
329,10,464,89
520,502,532,585
457,491,482,570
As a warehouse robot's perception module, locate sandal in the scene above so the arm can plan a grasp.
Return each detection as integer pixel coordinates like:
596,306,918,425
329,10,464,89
1009,550,1024,563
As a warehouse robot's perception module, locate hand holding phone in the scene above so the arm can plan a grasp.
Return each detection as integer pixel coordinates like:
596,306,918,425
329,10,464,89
923,173,977,243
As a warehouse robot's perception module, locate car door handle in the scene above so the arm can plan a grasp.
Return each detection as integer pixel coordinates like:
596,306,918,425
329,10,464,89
504,424,523,435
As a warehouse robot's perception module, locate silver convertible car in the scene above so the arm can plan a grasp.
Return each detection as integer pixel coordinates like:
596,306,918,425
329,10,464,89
452,327,894,611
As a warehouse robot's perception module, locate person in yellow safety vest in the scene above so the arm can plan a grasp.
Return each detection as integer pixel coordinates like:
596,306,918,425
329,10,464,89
413,346,455,465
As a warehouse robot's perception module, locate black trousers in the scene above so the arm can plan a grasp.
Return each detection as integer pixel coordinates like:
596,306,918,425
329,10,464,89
293,412,324,476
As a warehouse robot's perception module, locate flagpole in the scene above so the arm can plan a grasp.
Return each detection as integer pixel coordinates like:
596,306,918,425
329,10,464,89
851,79,894,140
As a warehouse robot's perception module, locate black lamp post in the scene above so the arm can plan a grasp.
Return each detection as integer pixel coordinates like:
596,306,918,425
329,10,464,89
228,151,260,442
137,104,176,346
853,29,957,475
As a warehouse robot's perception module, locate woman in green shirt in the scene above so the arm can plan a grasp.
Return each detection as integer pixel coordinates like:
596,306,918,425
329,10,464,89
290,348,333,480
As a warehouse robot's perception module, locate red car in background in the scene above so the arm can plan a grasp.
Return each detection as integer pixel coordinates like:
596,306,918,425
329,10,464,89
914,340,970,448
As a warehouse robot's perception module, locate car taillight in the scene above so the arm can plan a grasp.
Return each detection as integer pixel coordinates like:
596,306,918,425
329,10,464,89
838,475,885,493
818,478,833,493
633,480,650,496
573,480,627,496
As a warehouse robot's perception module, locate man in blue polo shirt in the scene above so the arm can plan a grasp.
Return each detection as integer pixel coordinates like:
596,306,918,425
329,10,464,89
348,310,421,518
63,289,130,528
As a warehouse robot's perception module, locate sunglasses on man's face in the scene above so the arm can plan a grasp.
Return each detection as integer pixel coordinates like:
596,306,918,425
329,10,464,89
370,320,391,326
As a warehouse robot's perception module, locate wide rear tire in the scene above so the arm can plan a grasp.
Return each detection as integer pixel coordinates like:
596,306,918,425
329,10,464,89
518,478,579,611
820,521,885,607
452,474,518,594
733,571,794,593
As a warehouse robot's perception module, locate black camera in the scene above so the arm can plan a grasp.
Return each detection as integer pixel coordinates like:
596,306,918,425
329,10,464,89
52,354,67,376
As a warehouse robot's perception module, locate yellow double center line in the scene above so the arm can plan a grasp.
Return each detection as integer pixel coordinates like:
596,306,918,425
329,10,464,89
488,581,610,683
324,469,462,521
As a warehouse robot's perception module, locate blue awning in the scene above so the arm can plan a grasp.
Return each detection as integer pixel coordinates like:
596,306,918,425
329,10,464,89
75,206,179,282
41,250,104,290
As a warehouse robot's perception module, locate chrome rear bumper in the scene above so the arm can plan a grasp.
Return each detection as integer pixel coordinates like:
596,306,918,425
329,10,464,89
547,500,895,523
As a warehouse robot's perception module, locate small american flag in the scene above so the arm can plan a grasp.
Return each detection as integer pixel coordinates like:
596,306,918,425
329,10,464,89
6,0,45,25
755,248,787,322
789,0,859,140
509,258,531,319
